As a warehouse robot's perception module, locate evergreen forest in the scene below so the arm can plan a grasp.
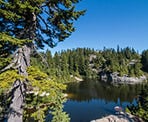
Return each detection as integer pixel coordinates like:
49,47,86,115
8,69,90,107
31,47,148,82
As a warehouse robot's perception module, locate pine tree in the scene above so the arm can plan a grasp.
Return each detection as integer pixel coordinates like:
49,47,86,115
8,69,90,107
46,50,53,69
0,0,85,122
141,50,148,72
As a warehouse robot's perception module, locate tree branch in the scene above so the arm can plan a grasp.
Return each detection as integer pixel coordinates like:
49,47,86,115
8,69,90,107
37,14,49,30
32,45,49,68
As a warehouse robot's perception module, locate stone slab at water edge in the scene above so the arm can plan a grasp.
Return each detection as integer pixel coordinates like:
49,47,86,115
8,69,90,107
90,113,143,122
100,72,147,84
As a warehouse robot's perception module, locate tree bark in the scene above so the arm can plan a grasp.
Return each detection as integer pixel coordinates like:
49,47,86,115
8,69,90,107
5,11,36,122
7,45,31,122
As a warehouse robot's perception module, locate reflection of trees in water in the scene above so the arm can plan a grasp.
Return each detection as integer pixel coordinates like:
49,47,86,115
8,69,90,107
66,80,144,103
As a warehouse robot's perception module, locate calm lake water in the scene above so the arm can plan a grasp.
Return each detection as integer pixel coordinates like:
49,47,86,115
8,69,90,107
64,80,144,122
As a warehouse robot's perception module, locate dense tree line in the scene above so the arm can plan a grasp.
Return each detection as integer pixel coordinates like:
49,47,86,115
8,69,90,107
141,50,148,72
31,47,148,83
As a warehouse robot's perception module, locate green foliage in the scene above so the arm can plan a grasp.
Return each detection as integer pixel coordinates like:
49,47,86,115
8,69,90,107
141,50,148,72
0,70,23,91
127,84,148,121
0,0,84,121
30,107,46,122
24,66,69,122
0,32,32,46
0,59,70,122
0,0,85,48
31,47,146,83
0,57,11,70
51,109,70,122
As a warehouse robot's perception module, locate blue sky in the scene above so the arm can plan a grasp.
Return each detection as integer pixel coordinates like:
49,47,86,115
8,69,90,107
50,0,148,54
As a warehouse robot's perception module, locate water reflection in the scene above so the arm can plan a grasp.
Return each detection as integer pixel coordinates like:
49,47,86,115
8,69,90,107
64,80,145,122
66,80,144,104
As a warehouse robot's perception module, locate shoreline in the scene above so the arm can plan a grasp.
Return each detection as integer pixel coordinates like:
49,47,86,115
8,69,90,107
100,72,147,84
91,113,143,122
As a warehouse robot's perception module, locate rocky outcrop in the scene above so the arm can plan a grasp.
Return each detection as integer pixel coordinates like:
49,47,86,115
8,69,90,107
100,72,147,84
91,113,143,122
70,75,83,82
74,76,83,81
111,75,147,84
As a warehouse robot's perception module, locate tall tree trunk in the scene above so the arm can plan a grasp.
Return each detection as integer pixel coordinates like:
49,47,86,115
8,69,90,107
7,45,31,122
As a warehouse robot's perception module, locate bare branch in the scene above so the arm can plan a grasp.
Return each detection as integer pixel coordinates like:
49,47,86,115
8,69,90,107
32,45,49,68
0,49,20,72
0,63,15,72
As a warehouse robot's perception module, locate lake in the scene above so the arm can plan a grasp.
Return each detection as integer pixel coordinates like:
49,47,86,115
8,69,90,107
64,80,144,122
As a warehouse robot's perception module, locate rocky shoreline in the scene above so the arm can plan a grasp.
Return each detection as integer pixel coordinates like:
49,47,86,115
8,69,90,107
111,75,147,84
90,113,143,122
100,72,147,84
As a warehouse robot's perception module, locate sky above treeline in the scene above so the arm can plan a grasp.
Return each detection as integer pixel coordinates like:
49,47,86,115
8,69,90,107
50,0,148,54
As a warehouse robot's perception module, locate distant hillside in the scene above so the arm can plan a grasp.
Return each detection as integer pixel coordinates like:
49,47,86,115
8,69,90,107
31,47,148,83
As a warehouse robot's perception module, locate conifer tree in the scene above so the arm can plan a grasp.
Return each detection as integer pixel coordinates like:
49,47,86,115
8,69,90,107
0,0,85,122
141,50,148,72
